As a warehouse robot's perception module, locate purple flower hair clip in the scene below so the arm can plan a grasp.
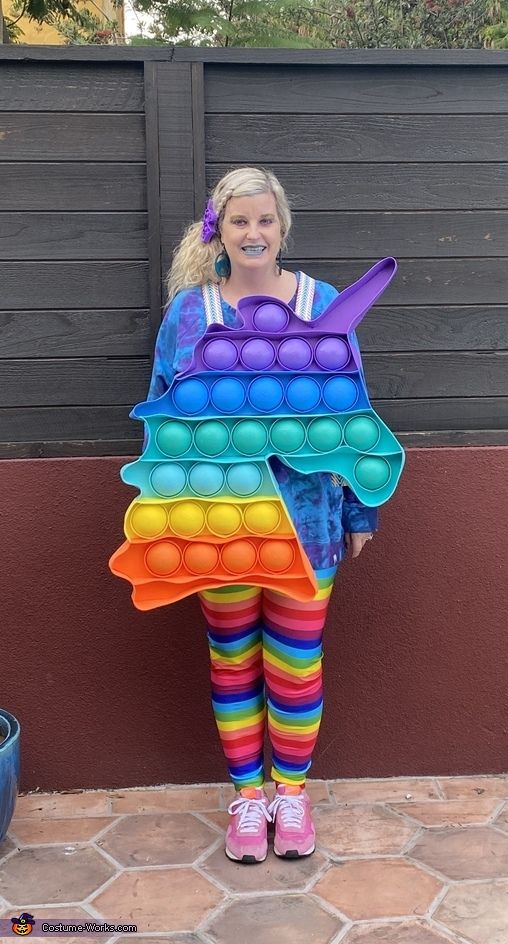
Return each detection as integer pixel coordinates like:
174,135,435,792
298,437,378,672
201,198,219,243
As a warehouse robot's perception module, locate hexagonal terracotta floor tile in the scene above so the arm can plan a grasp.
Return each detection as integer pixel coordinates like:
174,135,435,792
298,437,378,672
10,818,116,845
343,921,453,943
330,780,440,805
110,787,221,814
206,895,343,943
0,837,16,861
13,792,110,820
91,868,223,932
313,859,442,920
438,777,508,800
0,846,116,905
313,805,416,856
435,880,508,943
387,798,499,827
97,813,218,866
200,844,326,893
410,826,508,880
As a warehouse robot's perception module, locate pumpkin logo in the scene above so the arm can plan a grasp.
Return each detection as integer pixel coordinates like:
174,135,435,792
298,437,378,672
11,913,35,935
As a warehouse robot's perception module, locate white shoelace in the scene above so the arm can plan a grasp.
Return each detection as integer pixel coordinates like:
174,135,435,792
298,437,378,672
268,793,305,828
228,796,272,834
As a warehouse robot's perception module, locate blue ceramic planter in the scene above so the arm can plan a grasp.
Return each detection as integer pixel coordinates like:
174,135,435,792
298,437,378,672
0,710,20,840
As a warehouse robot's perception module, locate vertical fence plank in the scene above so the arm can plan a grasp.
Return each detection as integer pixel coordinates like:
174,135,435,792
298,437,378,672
144,62,163,352
191,62,207,217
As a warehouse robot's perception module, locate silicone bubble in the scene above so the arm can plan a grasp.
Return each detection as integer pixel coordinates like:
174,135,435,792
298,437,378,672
226,463,263,496
259,539,295,573
210,377,246,414
248,376,284,412
173,378,209,415
150,463,187,498
156,420,192,457
188,463,225,497
315,337,350,371
207,503,243,536
203,338,238,371
253,303,289,333
221,539,258,575
286,377,321,413
240,338,276,371
232,420,268,456
354,456,391,491
344,415,380,452
277,338,312,371
307,417,342,453
269,418,306,453
130,504,167,539
169,501,205,537
244,501,281,535
183,543,220,575
144,541,181,576
194,420,230,457
323,376,358,412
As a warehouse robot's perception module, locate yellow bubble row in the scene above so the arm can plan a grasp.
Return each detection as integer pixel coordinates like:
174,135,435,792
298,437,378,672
129,499,287,540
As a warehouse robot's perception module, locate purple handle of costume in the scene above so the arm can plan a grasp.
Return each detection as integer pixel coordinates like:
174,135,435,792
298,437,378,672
236,257,397,336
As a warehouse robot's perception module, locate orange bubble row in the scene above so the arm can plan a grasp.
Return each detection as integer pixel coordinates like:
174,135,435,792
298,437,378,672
145,538,296,578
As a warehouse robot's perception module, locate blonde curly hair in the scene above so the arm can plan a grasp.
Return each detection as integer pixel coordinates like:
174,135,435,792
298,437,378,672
165,166,292,304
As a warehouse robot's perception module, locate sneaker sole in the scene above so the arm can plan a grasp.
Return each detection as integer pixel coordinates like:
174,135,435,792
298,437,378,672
274,844,315,858
225,847,267,864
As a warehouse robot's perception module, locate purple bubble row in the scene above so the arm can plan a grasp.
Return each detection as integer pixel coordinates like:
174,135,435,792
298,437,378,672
202,335,351,373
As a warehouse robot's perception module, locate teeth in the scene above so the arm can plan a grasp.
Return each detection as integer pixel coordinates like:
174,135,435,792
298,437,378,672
243,246,265,254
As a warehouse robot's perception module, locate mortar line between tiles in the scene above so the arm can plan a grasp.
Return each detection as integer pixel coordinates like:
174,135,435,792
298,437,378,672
198,891,235,933
306,890,352,923
191,835,225,871
488,821,508,838
430,914,478,944
91,841,128,873
329,923,353,944
424,881,452,918
191,811,227,836
301,855,333,894
489,798,508,821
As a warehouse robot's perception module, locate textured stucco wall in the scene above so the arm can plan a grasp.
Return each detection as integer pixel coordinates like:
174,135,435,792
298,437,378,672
1,448,506,792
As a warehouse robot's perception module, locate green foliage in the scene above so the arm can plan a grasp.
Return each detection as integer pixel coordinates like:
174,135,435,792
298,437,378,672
130,0,321,46
129,0,498,47
483,0,508,44
297,0,495,48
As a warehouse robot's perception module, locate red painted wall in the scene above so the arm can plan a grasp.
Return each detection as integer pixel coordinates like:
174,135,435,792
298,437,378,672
1,448,506,792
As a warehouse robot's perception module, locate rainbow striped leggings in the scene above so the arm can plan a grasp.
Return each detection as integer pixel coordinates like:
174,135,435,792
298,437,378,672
198,567,336,789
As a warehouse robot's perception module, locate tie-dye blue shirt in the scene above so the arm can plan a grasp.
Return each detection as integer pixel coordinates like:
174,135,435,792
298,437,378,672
146,272,378,569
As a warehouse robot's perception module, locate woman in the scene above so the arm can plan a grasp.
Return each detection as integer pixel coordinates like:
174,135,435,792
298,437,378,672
147,166,377,863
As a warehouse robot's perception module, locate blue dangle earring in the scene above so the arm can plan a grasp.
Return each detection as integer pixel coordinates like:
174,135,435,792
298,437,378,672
277,247,283,275
214,244,231,279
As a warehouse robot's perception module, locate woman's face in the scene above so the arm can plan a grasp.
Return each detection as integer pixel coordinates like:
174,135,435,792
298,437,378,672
219,192,283,278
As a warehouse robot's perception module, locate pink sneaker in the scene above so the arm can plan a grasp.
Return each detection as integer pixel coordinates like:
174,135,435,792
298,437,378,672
268,784,315,858
225,787,271,863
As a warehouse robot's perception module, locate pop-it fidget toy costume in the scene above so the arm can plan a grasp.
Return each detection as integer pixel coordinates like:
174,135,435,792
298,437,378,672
110,257,404,608
110,194,404,828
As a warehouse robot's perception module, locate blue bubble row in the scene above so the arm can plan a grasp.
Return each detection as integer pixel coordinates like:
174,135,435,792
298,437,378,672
171,374,363,417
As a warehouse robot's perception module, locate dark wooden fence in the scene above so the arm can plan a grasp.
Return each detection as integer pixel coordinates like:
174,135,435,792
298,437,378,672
1,47,507,457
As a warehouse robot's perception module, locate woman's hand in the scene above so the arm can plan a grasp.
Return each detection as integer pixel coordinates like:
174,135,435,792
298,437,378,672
345,532,373,559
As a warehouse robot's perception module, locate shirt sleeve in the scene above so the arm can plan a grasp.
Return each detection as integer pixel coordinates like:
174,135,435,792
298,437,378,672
146,296,181,402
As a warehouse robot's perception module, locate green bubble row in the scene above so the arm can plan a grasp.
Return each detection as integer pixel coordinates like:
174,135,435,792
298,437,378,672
155,413,382,459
